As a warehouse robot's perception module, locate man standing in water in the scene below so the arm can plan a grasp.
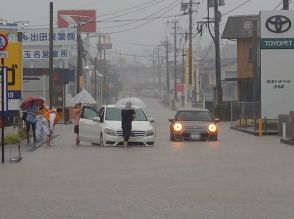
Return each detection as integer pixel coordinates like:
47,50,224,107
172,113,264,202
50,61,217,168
121,101,136,148
73,103,82,145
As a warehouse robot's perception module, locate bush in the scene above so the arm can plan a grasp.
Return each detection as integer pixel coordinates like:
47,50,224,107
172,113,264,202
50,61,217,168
4,134,22,145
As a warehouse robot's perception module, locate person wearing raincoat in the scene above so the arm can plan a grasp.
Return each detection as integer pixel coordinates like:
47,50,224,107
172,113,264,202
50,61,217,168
121,101,136,148
43,108,63,146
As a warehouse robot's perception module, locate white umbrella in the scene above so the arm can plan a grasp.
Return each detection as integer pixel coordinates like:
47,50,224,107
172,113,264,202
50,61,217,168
116,97,146,108
71,89,96,104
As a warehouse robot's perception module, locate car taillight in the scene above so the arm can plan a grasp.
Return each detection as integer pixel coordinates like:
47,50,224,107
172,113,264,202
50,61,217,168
173,123,183,131
208,124,217,132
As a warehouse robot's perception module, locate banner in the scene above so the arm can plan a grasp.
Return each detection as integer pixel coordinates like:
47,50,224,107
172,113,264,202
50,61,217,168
58,10,96,33
260,10,294,119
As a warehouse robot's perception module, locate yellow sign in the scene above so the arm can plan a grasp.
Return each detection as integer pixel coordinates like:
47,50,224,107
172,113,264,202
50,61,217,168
184,48,195,86
6,42,22,92
0,27,22,99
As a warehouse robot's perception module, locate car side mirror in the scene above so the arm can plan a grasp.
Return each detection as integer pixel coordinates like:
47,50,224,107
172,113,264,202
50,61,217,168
168,118,174,122
149,118,155,123
92,116,101,122
214,118,220,123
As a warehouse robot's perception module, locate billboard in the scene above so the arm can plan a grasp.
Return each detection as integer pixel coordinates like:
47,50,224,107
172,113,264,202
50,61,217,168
260,11,294,119
57,10,96,33
0,25,22,111
20,28,76,46
98,34,112,50
23,48,70,60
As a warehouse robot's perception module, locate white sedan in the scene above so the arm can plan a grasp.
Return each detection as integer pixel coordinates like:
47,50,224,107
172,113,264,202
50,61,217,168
79,105,156,146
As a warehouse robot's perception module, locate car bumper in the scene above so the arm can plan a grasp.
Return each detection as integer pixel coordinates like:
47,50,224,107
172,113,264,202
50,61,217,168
104,135,155,146
173,129,217,141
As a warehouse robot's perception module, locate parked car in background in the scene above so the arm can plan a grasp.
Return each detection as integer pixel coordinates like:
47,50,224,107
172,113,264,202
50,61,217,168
169,108,219,141
79,105,155,146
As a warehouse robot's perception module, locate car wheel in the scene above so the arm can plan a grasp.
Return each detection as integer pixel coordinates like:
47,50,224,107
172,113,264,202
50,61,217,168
100,133,105,146
208,135,218,141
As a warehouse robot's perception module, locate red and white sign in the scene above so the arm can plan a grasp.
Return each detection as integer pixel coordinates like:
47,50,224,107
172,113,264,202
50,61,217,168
0,34,8,51
57,10,96,33
176,83,184,93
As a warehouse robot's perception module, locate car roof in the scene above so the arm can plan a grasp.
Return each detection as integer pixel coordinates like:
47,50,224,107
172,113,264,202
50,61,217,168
102,105,143,109
177,108,209,112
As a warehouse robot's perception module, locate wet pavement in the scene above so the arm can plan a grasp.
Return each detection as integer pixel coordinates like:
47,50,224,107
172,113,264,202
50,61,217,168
1,98,294,219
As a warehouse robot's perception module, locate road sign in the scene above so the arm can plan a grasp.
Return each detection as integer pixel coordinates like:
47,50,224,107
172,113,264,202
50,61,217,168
0,34,8,51
0,51,8,58
0,67,8,112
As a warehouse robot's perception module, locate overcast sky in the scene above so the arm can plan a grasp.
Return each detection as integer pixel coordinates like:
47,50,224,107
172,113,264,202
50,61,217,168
0,0,288,63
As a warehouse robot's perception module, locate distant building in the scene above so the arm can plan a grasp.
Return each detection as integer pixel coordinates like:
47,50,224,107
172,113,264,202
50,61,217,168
199,58,237,102
222,15,260,102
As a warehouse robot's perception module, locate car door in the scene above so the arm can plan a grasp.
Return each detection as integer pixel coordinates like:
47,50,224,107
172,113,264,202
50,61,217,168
79,106,100,143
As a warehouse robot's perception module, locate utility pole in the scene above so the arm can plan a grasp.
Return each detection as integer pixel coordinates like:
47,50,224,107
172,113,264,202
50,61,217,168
49,2,53,109
163,39,170,105
171,19,178,101
213,0,222,104
157,47,162,99
94,56,98,101
283,0,289,10
182,45,186,107
76,22,82,94
160,39,171,105
188,0,193,87
152,51,156,91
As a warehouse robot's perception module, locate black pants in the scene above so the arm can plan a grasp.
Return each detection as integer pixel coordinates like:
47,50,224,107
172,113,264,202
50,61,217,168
26,121,36,142
122,128,132,141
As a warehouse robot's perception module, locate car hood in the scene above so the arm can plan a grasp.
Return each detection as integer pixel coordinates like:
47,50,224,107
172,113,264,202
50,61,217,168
176,121,211,129
104,120,153,131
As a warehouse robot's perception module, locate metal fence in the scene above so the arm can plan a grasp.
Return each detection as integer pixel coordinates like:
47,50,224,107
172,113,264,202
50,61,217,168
230,102,261,128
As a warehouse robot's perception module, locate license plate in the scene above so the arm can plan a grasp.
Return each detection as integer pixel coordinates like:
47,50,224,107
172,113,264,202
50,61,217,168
190,133,201,140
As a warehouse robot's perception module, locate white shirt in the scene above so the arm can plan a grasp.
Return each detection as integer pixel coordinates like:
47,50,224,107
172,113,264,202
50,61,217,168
49,113,56,131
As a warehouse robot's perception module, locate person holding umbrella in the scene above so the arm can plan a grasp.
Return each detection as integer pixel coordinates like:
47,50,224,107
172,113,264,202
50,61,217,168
121,101,136,148
20,96,46,144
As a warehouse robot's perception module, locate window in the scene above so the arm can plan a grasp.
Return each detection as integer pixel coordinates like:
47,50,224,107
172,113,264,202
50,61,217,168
105,107,147,121
82,107,98,120
176,111,212,122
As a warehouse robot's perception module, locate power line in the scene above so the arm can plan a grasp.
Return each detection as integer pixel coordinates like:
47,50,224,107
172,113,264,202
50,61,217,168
97,0,161,18
100,14,183,23
111,38,158,47
98,0,180,29
103,0,182,34
222,0,252,16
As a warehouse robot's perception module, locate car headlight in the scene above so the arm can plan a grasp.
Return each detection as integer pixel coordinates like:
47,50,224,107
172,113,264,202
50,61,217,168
208,124,217,132
104,128,117,136
173,123,183,132
146,129,155,136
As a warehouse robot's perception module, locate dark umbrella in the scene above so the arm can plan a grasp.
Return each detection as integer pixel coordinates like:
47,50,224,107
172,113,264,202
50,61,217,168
20,96,45,110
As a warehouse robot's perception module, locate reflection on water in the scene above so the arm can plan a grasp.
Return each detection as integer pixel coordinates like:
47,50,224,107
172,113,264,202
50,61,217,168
207,141,219,149
170,141,185,151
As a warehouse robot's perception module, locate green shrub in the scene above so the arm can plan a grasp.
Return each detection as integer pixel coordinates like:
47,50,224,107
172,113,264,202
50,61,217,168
4,134,22,145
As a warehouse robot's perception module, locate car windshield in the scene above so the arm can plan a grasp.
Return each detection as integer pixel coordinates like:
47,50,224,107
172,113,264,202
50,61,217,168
176,111,212,122
105,107,147,121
